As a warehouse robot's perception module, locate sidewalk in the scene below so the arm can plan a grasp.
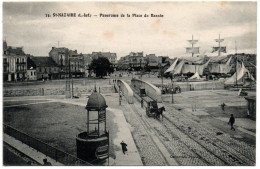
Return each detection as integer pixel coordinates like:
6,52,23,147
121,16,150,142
108,108,143,166
3,134,63,166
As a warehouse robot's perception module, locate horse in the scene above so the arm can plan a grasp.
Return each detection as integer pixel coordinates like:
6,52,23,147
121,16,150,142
155,106,166,120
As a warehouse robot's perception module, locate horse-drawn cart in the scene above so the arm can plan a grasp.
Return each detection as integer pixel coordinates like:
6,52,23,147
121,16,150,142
146,100,158,118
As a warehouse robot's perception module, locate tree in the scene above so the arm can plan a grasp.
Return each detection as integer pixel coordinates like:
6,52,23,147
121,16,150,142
89,57,114,78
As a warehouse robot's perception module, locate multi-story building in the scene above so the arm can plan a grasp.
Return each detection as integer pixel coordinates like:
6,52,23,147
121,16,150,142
117,56,129,70
49,47,69,78
30,56,60,80
69,50,85,77
145,54,159,69
91,52,117,64
158,56,170,66
90,52,117,70
118,52,146,71
82,54,93,77
3,40,27,81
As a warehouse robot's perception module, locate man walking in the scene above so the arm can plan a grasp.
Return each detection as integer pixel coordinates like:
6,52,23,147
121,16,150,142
120,141,128,154
228,114,235,131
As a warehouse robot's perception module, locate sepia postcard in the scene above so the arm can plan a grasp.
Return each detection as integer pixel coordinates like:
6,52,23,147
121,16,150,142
2,0,257,166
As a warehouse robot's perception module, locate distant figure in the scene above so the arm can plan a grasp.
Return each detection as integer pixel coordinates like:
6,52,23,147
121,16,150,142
43,158,52,166
120,141,128,154
141,99,144,108
221,103,226,113
228,114,235,131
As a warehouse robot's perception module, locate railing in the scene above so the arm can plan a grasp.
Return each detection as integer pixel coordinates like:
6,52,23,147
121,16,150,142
3,124,92,166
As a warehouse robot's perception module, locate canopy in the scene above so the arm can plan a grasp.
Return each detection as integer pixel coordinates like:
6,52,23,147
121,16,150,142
182,59,210,75
181,56,205,64
189,72,201,79
173,60,185,75
225,62,255,85
164,58,178,73
208,56,229,63
208,56,232,74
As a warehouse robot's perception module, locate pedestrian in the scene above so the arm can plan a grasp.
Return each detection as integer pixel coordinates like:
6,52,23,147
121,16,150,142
221,102,226,113
141,99,144,108
120,141,128,154
228,114,235,131
43,158,52,166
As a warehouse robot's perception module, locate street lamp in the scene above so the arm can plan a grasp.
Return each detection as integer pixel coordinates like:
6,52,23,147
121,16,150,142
160,63,164,94
118,83,121,105
171,74,174,104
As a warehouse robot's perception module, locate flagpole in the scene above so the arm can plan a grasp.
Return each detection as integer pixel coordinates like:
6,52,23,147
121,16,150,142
218,34,221,56
235,58,237,86
192,35,194,57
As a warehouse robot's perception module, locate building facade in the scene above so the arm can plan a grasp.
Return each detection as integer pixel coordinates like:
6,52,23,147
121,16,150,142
118,52,146,71
49,47,69,78
90,52,117,70
30,56,60,80
69,50,85,77
3,41,27,82
27,57,37,80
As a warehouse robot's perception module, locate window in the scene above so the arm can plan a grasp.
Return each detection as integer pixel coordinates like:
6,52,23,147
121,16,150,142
34,72,36,76
31,72,33,76
17,58,19,63
4,66,7,72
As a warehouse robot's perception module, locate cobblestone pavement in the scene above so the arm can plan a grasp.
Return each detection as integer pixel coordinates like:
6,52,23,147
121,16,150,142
161,103,255,166
124,85,255,166
121,102,167,165
104,93,167,165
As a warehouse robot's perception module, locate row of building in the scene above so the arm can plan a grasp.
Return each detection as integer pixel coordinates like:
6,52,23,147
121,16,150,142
117,52,173,71
3,41,117,81
3,40,255,82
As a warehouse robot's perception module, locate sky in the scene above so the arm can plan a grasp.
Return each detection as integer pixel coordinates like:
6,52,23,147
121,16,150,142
2,1,257,58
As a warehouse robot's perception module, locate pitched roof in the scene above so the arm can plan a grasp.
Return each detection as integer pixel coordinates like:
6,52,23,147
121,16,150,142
6,46,25,55
31,57,59,67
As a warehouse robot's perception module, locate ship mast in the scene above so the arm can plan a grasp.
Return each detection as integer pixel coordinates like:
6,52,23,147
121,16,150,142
213,34,225,56
186,35,199,57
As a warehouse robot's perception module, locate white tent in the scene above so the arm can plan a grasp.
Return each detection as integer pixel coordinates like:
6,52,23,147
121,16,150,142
173,60,185,75
172,59,210,75
189,72,201,79
164,58,178,73
208,56,232,74
181,59,210,75
225,62,255,85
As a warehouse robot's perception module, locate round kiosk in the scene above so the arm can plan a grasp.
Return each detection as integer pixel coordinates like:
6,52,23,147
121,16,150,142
76,90,109,163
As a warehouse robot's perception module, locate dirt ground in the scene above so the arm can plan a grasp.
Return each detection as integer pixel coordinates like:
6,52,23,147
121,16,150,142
162,89,256,146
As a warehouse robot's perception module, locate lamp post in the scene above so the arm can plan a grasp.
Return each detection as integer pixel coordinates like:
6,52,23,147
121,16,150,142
118,83,121,105
171,75,174,104
160,64,164,94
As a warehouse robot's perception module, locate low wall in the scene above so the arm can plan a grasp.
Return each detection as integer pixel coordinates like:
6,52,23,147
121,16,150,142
3,88,44,97
131,78,162,103
154,80,225,92
115,80,134,104
3,86,113,97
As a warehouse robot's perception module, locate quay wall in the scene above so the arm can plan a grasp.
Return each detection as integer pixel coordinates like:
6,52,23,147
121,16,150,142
114,80,134,104
154,80,225,92
131,78,162,103
3,86,113,97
